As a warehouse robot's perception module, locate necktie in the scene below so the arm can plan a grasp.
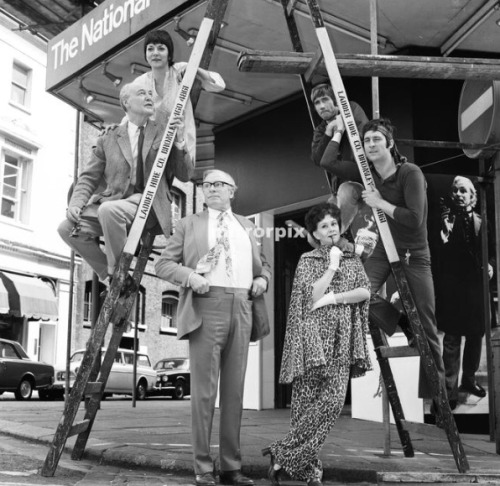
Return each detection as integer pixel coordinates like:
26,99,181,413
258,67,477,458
135,125,145,193
215,211,233,277
196,212,233,277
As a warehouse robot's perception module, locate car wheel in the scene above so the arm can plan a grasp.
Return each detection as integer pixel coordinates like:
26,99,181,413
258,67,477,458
136,380,147,400
15,378,34,400
173,380,185,400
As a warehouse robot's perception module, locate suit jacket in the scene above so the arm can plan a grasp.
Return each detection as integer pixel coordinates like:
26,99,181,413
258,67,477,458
69,119,194,236
155,210,272,341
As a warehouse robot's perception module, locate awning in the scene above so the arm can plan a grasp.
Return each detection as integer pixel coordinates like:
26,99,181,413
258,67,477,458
0,272,58,321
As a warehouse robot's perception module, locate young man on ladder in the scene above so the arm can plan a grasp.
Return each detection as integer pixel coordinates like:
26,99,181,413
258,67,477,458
359,118,446,404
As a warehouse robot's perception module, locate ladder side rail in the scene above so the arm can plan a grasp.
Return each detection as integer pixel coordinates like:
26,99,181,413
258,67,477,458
42,0,230,476
71,233,155,460
303,0,469,473
190,0,229,109
123,10,220,257
369,323,414,457
280,0,333,195
41,278,119,476
280,0,315,124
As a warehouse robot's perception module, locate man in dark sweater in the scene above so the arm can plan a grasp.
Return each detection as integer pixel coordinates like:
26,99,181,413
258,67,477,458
310,83,368,193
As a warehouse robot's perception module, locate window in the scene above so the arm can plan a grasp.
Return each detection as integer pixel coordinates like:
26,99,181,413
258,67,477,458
83,280,106,327
1,147,32,224
161,291,179,333
129,285,146,331
10,63,31,109
137,354,151,367
171,188,186,231
0,342,19,359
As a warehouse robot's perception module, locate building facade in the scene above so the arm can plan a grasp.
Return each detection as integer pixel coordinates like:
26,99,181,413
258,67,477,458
0,13,76,366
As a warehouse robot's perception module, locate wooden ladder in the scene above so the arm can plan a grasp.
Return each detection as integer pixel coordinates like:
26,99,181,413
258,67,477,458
278,0,469,473
41,0,229,476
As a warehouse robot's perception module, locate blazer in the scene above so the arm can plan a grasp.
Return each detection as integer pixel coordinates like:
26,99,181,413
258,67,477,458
155,210,272,341
69,119,194,236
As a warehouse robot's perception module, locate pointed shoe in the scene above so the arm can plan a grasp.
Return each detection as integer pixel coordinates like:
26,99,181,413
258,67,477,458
262,447,280,486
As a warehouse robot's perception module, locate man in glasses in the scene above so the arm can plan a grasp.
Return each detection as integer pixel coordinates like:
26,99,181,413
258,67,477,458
155,169,271,486
57,78,193,287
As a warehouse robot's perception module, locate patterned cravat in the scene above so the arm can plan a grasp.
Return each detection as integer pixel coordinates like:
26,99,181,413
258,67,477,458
197,211,233,277
214,211,233,277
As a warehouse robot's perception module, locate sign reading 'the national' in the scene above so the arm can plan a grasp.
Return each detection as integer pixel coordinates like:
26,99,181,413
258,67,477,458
46,0,186,90
51,0,150,70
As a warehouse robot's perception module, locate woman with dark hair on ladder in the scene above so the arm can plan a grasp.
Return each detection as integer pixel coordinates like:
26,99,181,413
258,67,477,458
134,29,225,164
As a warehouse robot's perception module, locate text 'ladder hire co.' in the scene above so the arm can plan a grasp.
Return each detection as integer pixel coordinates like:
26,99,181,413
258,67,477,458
278,0,469,473
41,0,230,477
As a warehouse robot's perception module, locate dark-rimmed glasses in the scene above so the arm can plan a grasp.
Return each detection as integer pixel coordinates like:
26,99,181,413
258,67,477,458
201,181,233,190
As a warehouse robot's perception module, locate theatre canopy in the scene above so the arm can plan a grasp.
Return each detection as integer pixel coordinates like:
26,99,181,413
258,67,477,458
43,0,500,213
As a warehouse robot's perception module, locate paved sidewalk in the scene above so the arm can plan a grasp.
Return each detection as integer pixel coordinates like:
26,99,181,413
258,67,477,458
0,398,499,484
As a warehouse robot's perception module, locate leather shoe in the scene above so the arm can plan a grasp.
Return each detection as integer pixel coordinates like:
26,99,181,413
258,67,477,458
460,381,486,398
307,481,322,486
195,472,216,486
219,470,254,486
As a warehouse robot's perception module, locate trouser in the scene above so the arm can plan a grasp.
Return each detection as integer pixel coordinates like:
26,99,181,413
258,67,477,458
57,194,141,280
364,246,445,399
442,333,483,401
189,287,252,474
270,365,350,482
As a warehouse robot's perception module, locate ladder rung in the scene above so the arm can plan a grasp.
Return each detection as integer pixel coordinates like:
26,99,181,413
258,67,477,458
378,345,420,358
401,420,447,439
69,420,90,437
84,382,103,395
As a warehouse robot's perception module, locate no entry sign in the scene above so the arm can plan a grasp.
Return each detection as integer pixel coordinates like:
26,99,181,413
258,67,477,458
458,80,500,159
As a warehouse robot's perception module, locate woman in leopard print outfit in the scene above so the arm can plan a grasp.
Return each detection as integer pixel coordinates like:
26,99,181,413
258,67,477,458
263,203,371,486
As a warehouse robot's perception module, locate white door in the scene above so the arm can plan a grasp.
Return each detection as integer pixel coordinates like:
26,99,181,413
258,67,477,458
39,323,56,365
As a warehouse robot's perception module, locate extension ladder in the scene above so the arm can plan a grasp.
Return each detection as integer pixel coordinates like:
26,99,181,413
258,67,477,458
277,0,468,473
41,0,229,476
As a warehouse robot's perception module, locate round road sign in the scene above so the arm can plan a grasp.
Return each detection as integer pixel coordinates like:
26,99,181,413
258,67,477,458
458,80,500,159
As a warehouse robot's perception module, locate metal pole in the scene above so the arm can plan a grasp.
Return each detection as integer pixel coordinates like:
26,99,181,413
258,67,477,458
132,294,139,408
479,160,495,441
370,0,380,119
65,110,81,402
369,0,390,455
492,153,500,452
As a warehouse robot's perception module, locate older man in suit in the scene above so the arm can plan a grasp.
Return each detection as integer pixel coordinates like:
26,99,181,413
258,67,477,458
155,169,271,486
58,78,193,284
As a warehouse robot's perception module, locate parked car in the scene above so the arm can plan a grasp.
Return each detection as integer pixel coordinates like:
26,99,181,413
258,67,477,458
153,357,190,399
46,347,157,400
0,338,54,400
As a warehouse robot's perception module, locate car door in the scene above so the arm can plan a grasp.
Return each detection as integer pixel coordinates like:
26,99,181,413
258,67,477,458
136,353,156,389
0,341,23,389
106,350,127,393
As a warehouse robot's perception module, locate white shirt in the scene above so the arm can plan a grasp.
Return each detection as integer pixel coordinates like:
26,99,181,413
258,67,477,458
205,207,253,289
